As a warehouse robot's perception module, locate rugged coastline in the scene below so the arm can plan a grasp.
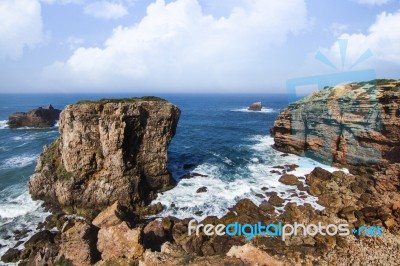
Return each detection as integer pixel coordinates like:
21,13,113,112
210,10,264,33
1,84,400,265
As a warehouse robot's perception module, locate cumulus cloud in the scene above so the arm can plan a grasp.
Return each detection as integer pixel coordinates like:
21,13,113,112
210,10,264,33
0,0,44,60
83,1,129,19
44,0,309,91
40,0,83,4
354,0,391,6
319,10,400,70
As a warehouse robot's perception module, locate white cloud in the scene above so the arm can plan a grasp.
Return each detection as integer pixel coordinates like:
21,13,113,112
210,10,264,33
354,0,391,6
83,1,128,19
320,10,400,69
40,0,83,4
0,0,44,60
330,23,349,37
63,36,85,50
44,0,309,91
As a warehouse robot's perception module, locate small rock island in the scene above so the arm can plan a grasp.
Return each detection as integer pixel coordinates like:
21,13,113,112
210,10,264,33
248,101,262,111
8,104,61,128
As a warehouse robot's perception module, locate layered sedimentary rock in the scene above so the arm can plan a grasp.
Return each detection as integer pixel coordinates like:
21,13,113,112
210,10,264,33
272,80,400,166
8,104,61,128
29,97,180,218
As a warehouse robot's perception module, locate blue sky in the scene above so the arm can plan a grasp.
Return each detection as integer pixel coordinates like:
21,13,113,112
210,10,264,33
0,0,399,93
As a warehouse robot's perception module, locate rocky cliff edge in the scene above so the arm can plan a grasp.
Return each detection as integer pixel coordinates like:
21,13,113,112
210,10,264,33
29,97,180,219
272,79,400,167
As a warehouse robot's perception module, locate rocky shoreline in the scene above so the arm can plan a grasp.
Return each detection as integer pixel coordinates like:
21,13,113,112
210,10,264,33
1,86,400,265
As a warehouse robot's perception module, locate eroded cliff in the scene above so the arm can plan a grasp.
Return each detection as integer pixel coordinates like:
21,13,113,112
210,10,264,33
29,97,180,219
272,80,400,167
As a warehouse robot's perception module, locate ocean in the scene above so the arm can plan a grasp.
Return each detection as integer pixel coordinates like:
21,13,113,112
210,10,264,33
0,93,344,258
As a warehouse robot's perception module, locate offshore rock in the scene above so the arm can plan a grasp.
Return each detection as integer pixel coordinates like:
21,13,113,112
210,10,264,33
248,101,262,111
271,80,400,166
29,97,180,219
8,104,61,128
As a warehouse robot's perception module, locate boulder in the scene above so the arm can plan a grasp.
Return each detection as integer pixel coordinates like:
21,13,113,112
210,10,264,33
278,174,299,185
58,221,100,266
97,221,144,260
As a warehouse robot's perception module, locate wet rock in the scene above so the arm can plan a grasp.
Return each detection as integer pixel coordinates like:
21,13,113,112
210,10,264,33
183,163,196,170
268,194,285,207
279,174,299,185
259,201,275,214
284,164,299,172
194,211,203,216
19,230,59,265
181,172,208,179
1,248,21,263
270,170,281,175
13,228,32,241
255,193,265,199
196,186,208,193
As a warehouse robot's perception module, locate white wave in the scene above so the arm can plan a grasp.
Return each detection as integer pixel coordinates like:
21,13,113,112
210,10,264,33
230,107,275,113
0,189,49,258
0,120,8,129
54,121,59,127
1,154,38,169
0,191,43,219
152,134,349,221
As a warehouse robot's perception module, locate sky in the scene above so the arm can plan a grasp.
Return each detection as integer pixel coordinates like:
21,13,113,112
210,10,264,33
0,0,399,93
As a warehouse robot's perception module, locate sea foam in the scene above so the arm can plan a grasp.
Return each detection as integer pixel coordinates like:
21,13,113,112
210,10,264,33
152,135,348,221
0,120,8,129
1,154,38,170
230,107,275,113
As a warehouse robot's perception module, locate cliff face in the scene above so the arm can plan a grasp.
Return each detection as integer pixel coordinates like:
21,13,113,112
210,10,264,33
29,98,180,218
272,80,400,166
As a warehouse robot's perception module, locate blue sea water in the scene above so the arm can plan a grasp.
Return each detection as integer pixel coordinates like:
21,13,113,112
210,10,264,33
0,93,343,257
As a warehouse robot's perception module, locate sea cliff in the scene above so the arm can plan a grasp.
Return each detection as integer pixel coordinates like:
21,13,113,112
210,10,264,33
29,97,180,219
272,80,400,167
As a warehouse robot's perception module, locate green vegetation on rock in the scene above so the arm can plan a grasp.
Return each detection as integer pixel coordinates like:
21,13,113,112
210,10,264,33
76,96,166,104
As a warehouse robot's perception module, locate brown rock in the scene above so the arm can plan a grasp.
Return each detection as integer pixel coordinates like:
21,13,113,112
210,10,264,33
29,98,180,219
92,201,124,228
97,221,144,260
143,220,168,250
271,82,400,166
58,221,100,266
279,174,299,185
268,194,285,207
248,102,262,111
8,104,61,128
227,244,286,266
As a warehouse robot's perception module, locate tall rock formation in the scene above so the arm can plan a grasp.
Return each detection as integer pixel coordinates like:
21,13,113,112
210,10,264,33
272,80,400,166
29,97,180,219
